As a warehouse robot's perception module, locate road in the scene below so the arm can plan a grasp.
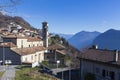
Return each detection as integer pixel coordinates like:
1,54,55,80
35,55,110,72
0,66,5,72
0,65,17,80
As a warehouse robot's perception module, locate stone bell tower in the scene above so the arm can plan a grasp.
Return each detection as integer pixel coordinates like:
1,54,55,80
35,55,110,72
42,22,48,48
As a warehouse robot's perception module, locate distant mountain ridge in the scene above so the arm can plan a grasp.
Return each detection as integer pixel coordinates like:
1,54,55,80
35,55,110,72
53,33,73,40
51,29,120,51
93,29,120,50
68,31,101,50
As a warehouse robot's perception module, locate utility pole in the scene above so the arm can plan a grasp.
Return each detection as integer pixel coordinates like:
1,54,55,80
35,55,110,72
62,68,64,80
69,65,71,80
56,60,60,69
3,43,5,70
69,61,71,80
55,49,56,62
20,40,23,65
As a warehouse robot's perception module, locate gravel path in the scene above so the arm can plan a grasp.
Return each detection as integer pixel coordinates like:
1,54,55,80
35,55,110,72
1,66,17,80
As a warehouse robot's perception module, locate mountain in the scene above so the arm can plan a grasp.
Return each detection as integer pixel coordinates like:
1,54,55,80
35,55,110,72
68,31,101,50
93,29,120,50
0,12,36,31
52,33,73,40
57,33,73,40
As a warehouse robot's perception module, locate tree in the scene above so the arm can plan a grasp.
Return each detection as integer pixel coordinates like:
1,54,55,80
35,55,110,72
0,0,21,13
85,73,96,80
61,37,69,46
54,34,60,41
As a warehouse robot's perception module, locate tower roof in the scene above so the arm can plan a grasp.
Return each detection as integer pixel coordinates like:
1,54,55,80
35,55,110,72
42,22,48,27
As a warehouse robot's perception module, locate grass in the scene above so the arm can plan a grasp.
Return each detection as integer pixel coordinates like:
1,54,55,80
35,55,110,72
15,65,60,80
0,71,4,78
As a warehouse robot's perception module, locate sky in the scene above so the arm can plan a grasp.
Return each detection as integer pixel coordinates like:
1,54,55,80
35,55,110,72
7,0,120,34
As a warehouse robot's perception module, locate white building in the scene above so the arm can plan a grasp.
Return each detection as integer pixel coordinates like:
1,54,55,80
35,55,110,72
3,35,43,48
0,35,46,65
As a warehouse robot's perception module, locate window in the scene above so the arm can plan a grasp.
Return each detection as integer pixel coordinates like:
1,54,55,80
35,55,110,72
35,55,37,62
50,50,52,53
21,45,23,48
21,40,23,48
119,73,120,80
33,44,35,47
102,69,106,77
38,54,41,62
40,43,42,46
25,57,27,62
109,71,115,80
95,67,100,73
31,55,33,60
102,69,115,80
47,56,49,59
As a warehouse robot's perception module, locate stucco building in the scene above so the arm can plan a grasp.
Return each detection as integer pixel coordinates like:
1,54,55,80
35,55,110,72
0,35,46,65
78,46,120,80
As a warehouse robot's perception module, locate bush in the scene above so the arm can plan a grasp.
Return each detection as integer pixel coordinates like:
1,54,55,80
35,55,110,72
42,60,49,67
85,73,96,80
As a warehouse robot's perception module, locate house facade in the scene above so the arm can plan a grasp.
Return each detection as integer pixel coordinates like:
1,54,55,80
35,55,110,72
0,35,46,65
78,47,120,80
44,43,66,66
0,42,21,65
13,46,46,64
3,36,43,48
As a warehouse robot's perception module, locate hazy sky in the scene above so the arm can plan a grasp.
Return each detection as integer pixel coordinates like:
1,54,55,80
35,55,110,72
10,0,120,34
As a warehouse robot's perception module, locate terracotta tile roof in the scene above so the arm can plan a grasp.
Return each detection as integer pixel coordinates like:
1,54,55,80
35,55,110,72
0,42,17,47
3,35,26,39
12,46,46,56
3,35,42,41
80,49,120,65
27,37,42,42
48,43,65,50
56,50,66,55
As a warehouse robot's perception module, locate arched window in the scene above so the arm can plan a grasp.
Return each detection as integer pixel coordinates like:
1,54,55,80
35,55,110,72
25,57,27,62
38,54,41,62
31,55,33,60
35,54,37,62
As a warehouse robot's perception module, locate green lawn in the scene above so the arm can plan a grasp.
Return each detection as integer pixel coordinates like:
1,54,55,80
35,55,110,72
0,71,4,78
15,65,60,80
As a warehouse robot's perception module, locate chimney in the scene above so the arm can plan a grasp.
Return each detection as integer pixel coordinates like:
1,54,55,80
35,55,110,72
114,50,119,62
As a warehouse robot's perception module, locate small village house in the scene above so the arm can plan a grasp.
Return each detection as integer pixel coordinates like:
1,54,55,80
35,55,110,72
44,43,66,66
78,46,120,80
0,35,46,65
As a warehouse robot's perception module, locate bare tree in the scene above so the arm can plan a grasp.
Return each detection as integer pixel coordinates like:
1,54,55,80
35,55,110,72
0,0,21,13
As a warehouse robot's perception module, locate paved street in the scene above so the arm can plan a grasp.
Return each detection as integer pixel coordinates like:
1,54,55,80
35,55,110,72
0,66,5,72
0,65,17,80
